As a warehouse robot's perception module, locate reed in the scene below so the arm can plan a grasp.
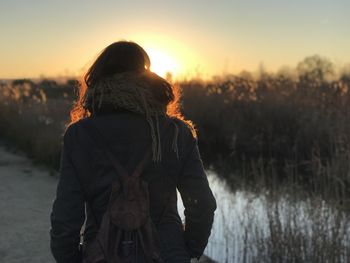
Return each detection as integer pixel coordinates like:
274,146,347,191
1,68,350,262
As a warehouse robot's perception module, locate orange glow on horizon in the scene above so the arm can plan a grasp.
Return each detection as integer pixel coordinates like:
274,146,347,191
130,34,205,80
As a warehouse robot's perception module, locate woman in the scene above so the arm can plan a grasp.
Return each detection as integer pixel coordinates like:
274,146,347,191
50,41,216,263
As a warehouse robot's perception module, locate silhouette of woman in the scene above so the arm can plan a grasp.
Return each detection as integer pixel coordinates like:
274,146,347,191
50,41,216,263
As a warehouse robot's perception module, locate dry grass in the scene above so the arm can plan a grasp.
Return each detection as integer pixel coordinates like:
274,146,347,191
180,71,350,203
0,80,73,169
1,69,350,198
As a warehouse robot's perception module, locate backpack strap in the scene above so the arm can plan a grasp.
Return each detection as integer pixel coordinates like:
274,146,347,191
131,147,152,178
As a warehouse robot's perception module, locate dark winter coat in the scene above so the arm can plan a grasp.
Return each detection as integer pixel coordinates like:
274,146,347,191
50,108,217,263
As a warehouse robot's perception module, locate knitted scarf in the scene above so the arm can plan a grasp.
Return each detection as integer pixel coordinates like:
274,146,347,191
84,71,178,162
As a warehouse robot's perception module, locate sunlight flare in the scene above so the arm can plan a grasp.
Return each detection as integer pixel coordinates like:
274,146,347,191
146,48,179,79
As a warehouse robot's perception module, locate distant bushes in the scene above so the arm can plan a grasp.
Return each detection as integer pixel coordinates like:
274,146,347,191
182,73,350,165
180,68,350,199
0,55,350,200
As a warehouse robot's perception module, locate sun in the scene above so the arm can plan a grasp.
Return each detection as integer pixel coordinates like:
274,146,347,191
146,48,179,79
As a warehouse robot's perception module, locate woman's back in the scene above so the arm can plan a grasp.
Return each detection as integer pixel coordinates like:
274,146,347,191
50,41,216,263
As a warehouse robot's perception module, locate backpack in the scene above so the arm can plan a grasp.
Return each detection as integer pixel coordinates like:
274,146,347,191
80,120,170,263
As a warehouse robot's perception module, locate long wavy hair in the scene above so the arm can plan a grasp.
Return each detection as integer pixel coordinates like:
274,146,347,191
69,41,195,136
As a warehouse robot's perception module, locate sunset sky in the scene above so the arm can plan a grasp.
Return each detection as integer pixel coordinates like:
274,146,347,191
0,0,349,79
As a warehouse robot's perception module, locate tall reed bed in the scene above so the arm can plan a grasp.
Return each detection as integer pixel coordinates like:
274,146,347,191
0,56,349,200
180,67,350,202
0,79,73,169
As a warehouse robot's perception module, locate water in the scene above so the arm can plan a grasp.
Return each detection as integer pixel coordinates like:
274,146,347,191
177,172,350,263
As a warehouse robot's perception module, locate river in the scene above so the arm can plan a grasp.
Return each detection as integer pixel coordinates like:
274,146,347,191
178,172,350,263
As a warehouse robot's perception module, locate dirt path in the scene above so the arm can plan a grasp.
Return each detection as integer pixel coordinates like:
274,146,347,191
0,144,57,263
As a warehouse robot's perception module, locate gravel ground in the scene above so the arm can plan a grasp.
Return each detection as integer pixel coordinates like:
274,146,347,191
0,145,57,263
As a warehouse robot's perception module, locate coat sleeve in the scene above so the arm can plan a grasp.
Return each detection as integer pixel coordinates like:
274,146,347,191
50,125,85,263
176,131,217,259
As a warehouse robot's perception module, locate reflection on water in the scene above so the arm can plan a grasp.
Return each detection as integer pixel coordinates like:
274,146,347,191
177,172,350,263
